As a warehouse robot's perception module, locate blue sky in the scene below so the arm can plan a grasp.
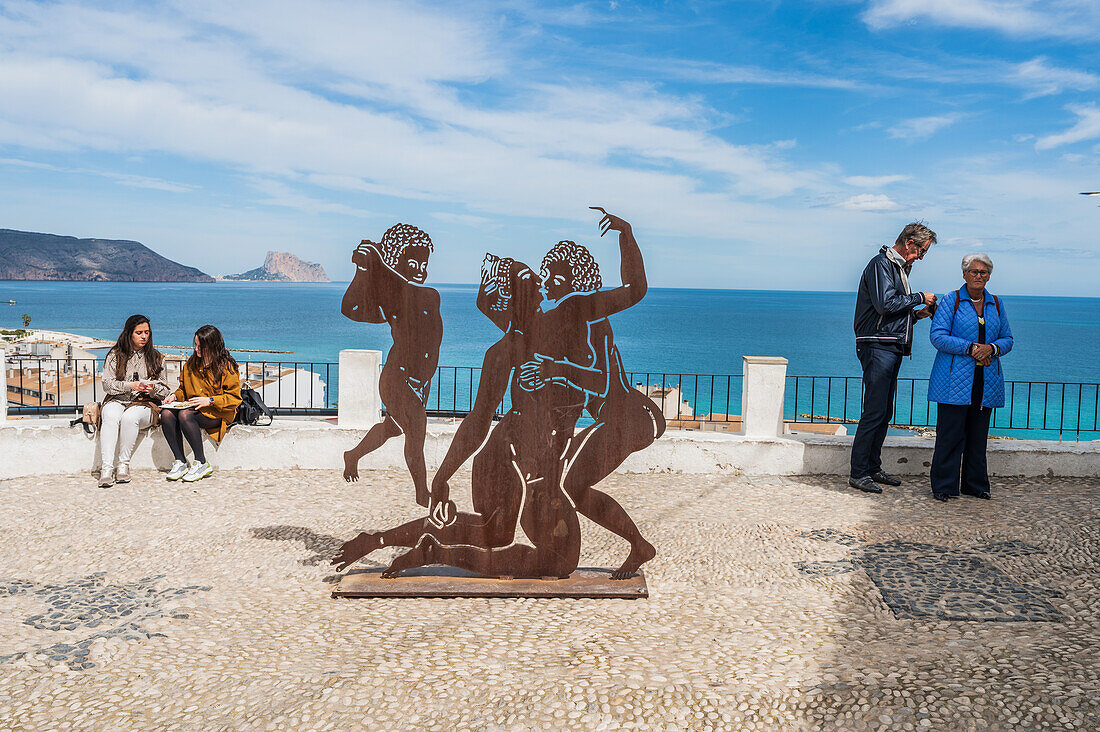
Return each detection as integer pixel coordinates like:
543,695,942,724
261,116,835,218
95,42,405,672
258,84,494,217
0,0,1097,295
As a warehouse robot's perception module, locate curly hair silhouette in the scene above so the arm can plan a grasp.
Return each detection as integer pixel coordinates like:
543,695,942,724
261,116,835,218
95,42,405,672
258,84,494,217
378,223,434,270
541,240,602,292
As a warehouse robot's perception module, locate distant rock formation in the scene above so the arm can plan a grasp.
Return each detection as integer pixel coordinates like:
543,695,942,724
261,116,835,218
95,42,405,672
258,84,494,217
223,251,330,282
0,229,214,282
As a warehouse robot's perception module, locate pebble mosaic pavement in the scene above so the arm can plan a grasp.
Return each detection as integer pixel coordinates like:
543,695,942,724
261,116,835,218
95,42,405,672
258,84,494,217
0,468,1097,730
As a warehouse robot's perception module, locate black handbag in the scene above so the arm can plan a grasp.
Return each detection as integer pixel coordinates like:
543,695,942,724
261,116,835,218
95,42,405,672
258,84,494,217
233,385,274,426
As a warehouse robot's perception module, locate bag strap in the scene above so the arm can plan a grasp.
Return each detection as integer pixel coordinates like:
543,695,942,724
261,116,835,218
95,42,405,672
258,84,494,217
950,286,965,332
70,415,96,435
254,391,274,426
241,386,275,426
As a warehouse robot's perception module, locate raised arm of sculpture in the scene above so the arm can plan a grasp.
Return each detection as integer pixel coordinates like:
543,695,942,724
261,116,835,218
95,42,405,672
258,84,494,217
558,207,647,324
341,243,386,323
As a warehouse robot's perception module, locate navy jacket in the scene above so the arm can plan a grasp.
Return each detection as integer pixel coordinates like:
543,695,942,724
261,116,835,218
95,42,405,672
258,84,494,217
854,246,925,355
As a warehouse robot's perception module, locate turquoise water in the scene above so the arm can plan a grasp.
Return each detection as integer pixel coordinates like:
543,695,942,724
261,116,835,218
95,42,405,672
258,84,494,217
3,281,1097,439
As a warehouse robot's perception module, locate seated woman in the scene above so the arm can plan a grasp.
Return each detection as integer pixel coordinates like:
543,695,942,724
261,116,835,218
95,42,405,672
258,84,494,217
98,314,171,487
928,253,1014,502
160,325,242,483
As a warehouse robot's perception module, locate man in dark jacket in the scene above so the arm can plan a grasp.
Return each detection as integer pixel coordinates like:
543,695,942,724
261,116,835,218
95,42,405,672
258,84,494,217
850,223,937,493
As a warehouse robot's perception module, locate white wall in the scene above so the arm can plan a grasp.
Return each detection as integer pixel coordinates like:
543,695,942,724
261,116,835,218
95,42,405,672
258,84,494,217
3,347,1096,481
1,418,1095,481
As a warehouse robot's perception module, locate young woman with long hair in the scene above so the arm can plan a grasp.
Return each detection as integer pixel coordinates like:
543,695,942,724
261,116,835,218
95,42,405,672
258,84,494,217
98,314,170,487
160,325,242,482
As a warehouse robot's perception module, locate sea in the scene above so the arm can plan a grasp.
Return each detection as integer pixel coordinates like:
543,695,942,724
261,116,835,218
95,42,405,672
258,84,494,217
3,281,1098,440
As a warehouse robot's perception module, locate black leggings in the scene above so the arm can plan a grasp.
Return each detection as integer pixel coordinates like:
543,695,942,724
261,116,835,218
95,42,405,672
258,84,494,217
160,408,220,463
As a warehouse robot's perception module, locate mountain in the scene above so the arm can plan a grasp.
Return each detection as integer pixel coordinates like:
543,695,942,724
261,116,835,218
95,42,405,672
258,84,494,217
222,251,330,282
0,229,214,282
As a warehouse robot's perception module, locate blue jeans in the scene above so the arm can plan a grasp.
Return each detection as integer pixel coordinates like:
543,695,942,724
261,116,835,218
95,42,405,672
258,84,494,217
850,345,903,479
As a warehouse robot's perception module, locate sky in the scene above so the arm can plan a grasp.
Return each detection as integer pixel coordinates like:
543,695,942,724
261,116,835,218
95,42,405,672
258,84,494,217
0,0,1097,295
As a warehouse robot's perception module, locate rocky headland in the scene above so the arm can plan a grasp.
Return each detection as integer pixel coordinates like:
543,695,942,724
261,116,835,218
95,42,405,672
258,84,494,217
0,229,213,282
222,251,330,282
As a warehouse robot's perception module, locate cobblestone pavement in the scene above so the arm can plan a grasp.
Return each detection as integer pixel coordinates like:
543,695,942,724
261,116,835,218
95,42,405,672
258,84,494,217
0,469,1098,730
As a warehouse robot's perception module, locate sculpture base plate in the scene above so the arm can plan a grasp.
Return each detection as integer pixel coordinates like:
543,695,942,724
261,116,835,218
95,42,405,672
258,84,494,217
331,566,648,599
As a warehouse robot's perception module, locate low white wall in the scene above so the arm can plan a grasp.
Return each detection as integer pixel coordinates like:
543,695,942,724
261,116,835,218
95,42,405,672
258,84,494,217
1,417,1095,481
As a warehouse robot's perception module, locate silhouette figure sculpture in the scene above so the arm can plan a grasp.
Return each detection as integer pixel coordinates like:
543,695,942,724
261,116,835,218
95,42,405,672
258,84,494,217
523,223,665,578
340,223,441,507
332,208,659,580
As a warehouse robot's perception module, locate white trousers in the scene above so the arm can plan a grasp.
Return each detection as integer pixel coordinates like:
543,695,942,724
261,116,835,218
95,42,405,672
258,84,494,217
99,401,153,469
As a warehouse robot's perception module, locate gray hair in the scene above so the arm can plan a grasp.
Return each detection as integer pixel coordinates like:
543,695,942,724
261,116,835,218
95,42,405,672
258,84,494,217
961,253,993,273
894,221,937,249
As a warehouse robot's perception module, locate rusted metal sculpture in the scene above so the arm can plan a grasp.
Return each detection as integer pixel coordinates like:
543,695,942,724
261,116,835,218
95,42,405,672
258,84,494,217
333,208,662,584
340,224,441,507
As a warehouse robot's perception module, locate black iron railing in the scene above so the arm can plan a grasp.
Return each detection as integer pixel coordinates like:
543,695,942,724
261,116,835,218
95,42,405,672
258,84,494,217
786,375,1100,440
4,358,337,417
7,357,1097,439
424,365,743,425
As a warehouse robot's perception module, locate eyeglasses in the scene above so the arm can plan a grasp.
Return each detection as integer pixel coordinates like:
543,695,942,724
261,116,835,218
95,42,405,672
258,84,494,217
965,269,990,277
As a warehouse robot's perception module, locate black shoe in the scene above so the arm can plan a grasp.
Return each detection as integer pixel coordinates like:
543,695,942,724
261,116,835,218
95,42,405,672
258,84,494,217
932,493,951,502
963,490,991,500
849,476,882,494
870,471,902,487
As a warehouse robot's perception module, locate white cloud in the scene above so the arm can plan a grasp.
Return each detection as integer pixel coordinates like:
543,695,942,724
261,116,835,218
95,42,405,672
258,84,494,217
843,175,910,187
1,0,1094,294
430,212,497,227
0,156,196,192
249,179,372,218
1036,105,1100,149
1012,57,1100,98
839,194,901,211
0,0,833,243
652,59,862,91
887,114,962,140
861,0,1100,38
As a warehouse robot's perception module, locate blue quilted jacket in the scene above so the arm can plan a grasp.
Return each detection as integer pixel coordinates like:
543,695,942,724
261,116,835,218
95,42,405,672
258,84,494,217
928,287,1014,407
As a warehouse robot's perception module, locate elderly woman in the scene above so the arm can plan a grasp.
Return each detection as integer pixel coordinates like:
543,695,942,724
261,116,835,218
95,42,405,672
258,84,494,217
927,254,1014,501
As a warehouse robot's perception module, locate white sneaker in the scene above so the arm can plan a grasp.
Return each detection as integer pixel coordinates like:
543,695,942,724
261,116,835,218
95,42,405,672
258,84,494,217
98,467,115,488
182,461,213,482
166,460,189,481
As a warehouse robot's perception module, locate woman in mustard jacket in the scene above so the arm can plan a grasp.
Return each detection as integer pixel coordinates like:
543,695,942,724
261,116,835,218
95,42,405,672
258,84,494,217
161,325,242,482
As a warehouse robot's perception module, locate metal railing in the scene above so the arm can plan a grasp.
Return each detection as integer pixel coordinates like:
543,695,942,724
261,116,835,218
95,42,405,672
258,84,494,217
423,366,744,425
5,358,337,417
7,357,1097,439
786,375,1100,440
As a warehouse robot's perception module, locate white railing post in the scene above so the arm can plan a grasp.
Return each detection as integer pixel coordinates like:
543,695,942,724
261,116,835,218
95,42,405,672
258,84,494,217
741,356,788,438
338,349,383,429
0,347,7,423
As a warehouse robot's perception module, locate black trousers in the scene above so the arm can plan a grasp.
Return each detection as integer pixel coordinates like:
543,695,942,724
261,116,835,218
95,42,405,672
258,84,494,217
930,402,991,497
850,345,903,479
160,408,220,463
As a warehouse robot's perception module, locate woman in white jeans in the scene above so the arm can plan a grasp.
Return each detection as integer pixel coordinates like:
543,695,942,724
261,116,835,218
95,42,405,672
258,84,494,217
98,315,171,487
